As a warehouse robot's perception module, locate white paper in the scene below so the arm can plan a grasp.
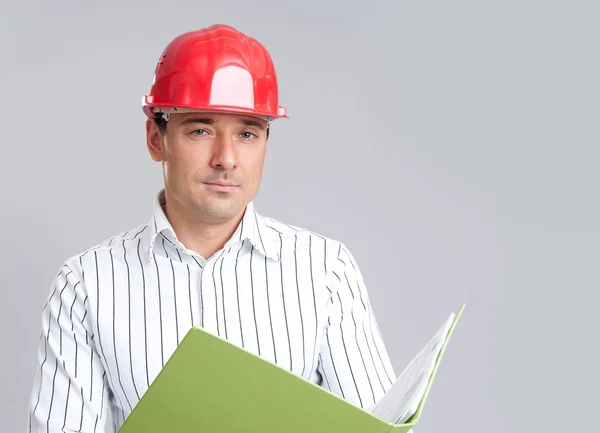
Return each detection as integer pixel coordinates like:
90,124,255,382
367,312,455,424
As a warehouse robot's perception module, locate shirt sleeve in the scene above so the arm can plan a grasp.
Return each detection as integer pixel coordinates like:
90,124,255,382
27,261,113,433
317,243,397,409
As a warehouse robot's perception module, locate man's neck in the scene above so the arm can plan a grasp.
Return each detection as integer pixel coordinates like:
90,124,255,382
162,198,245,260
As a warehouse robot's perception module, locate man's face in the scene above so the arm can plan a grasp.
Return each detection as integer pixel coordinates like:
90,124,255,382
146,111,269,223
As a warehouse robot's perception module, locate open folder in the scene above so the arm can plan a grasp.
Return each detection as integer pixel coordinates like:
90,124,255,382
117,304,465,433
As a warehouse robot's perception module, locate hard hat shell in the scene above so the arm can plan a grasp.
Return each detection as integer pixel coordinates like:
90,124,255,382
142,24,287,120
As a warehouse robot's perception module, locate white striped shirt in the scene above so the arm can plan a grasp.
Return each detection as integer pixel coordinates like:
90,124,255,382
27,189,396,433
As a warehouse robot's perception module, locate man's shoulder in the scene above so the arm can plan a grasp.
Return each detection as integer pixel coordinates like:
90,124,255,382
259,214,356,259
260,215,365,281
61,223,151,270
260,215,342,244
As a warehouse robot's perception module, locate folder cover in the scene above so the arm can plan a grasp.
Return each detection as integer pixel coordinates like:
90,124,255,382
118,304,465,433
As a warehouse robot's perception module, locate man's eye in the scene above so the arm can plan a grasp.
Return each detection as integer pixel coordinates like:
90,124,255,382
241,132,257,140
191,129,209,136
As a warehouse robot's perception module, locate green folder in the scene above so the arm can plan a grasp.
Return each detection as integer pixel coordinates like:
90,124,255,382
118,304,465,433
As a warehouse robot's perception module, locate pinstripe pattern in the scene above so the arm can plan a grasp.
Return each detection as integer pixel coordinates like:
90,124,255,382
27,189,396,433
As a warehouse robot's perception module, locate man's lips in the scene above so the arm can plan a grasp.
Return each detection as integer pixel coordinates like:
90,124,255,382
203,182,239,192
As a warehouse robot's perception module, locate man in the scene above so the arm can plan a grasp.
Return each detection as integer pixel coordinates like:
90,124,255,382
27,24,396,432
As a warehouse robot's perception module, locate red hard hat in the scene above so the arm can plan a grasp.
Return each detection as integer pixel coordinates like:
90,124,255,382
142,24,287,120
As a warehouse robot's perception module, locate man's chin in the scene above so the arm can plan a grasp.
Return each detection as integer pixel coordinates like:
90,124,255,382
192,200,245,222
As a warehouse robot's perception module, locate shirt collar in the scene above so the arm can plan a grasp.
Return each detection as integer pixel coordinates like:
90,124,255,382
145,189,280,263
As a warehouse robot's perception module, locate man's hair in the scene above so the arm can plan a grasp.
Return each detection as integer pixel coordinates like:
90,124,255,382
154,113,168,135
153,113,270,139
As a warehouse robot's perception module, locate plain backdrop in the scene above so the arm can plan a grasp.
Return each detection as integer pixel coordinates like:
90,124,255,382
1,1,599,432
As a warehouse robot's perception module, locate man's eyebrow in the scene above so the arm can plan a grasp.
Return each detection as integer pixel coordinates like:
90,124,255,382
241,119,267,130
178,117,266,130
179,117,215,126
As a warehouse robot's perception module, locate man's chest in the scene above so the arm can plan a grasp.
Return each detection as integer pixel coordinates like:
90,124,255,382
82,248,332,409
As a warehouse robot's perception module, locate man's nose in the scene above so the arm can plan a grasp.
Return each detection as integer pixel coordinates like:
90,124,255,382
210,135,237,170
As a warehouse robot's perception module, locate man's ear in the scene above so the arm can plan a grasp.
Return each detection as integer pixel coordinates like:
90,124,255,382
146,118,164,162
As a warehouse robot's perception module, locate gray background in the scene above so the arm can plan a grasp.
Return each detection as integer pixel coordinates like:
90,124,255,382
1,0,598,432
